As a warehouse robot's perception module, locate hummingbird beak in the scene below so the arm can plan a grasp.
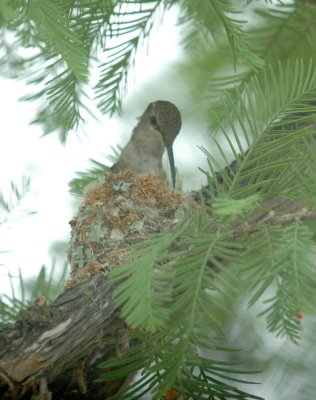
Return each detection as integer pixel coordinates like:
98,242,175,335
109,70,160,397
166,144,176,188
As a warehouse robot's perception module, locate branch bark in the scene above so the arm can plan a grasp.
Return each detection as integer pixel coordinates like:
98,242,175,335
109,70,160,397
0,274,129,399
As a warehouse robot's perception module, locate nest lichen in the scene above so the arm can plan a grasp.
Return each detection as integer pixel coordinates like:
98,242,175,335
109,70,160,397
67,172,189,288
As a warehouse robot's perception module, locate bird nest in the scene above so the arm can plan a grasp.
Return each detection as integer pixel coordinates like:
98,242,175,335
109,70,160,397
67,171,190,288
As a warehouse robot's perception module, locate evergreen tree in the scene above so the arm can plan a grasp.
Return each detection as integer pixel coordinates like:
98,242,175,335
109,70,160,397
1,1,316,399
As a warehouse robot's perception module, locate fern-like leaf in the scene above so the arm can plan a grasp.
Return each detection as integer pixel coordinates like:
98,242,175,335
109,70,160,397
110,233,176,332
22,67,90,142
26,0,88,81
252,2,316,61
187,2,316,126
69,158,111,196
0,262,69,327
108,205,259,397
99,329,262,400
0,176,36,224
239,222,316,342
95,0,168,115
180,0,264,69
203,59,316,200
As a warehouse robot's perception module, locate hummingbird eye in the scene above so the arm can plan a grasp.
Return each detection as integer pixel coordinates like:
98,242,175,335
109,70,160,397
150,115,157,126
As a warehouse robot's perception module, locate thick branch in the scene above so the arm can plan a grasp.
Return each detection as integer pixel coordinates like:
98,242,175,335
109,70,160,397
0,274,128,399
231,208,316,240
0,173,185,399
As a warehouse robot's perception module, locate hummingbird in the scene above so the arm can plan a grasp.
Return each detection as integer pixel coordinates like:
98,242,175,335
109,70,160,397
111,100,181,188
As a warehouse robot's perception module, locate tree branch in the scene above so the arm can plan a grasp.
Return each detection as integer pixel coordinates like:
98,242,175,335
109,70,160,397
0,173,185,399
0,273,129,399
227,195,316,241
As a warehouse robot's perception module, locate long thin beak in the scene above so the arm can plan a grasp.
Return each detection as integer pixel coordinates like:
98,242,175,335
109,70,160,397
166,144,176,188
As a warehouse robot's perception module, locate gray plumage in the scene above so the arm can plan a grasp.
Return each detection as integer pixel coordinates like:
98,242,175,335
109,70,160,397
111,100,181,187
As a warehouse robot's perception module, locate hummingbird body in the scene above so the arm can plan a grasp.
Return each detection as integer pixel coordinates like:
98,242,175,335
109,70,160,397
111,119,166,180
111,100,181,187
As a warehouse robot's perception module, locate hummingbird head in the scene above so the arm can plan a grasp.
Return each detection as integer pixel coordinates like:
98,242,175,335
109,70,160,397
145,100,182,188
113,100,182,186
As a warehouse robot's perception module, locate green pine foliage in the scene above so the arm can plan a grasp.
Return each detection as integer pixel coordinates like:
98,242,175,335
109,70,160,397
241,222,316,342
111,233,176,332
99,333,262,399
1,0,316,398
69,157,112,196
203,60,316,200
0,179,68,326
69,145,122,195
0,176,36,224
95,0,170,115
251,1,316,62
180,0,264,69
0,262,68,328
